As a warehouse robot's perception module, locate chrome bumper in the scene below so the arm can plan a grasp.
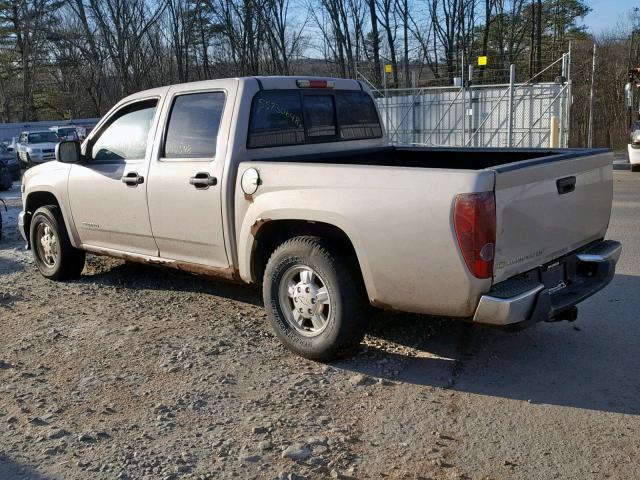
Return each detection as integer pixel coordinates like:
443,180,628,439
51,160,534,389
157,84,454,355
474,240,621,326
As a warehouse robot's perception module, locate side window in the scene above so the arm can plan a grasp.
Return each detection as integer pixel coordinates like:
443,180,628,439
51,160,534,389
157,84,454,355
248,91,304,148
303,95,337,138
335,91,383,140
90,99,157,162
163,91,226,159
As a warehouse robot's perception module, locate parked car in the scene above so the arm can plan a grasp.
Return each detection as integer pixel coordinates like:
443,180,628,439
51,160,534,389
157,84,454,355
3,137,18,154
0,197,6,239
0,144,20,180
76,125,95,141
51,126,79,142
0,161,11,191
18,76,621,360
629,121,640,172
16,130,59,167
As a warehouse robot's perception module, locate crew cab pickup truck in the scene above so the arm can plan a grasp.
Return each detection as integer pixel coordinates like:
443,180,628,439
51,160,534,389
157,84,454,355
18,76,621,360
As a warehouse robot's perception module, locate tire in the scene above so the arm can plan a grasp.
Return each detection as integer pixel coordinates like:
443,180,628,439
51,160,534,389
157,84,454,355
30,205,85,280
631,164,640,173
263,236,368,361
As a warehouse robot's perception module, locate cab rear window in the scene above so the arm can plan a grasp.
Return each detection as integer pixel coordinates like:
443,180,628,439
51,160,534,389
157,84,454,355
248,90,382,148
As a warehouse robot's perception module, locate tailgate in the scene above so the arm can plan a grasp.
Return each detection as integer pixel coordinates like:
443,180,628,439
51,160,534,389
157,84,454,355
493,150,613,283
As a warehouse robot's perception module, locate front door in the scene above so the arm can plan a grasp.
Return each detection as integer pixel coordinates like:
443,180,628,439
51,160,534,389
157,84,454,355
67,97,161,256
146,83,235,268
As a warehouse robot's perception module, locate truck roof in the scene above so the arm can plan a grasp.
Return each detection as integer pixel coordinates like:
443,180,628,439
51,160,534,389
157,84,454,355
120,76,366,104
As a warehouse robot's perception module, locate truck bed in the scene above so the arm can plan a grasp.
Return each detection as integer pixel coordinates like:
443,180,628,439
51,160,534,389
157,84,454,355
256,146,610,171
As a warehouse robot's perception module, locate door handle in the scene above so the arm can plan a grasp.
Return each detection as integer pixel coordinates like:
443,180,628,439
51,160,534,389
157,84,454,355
190,172,217,189
556,176,576,195
122,172,144,186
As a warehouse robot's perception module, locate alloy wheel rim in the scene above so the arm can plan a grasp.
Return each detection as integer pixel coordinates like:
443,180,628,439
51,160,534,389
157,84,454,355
36,222,59,267
278,265,331,337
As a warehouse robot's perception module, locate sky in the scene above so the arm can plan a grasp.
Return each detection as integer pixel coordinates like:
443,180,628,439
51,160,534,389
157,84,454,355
584,0,635,33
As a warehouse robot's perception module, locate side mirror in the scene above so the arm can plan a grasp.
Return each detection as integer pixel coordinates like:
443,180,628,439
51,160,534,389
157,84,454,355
56,141,81,164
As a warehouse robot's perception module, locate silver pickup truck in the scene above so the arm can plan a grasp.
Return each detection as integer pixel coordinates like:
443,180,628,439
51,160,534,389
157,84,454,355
18,76,621,360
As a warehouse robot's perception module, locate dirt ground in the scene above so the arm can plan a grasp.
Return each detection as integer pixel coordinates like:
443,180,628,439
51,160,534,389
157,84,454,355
1,171,639,480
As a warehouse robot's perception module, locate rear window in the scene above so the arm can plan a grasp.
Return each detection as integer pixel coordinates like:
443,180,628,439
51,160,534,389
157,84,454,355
248,91,305,148
248,90,381,148
28,132,59,143
336,91,383,140
304,95,337,138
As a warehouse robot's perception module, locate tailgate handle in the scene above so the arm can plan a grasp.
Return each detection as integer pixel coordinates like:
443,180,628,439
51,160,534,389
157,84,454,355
556,176,576,195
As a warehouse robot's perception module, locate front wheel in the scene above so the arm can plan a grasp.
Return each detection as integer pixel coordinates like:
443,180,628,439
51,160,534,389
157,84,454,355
263,236,368,361
30,206,85,280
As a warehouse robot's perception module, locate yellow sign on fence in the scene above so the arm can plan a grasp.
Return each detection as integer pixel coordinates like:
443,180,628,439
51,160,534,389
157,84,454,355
477,56,487,66
385,64,392,73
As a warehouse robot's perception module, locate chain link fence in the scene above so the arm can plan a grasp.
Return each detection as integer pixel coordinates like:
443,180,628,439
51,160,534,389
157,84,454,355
375,81,569,148
368,55,572,149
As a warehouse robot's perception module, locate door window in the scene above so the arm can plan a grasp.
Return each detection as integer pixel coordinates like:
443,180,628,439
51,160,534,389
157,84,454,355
90,99,158,162
163,91,226,159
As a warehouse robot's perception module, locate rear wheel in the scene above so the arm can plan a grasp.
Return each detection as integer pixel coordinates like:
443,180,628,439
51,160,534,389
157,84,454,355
631,164,640,173
263,236,367,360
30,206,85,280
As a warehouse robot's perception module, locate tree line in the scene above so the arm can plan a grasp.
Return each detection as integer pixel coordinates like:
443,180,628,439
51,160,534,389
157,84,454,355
0,0,637,149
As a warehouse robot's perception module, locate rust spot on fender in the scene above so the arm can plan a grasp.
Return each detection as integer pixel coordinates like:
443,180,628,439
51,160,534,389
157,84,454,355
371,298,395,311
83,246,242,282
250,218,271,237
244,193,254,202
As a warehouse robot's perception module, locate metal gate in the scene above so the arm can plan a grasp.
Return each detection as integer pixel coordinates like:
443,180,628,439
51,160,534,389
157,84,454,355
376,81,569,148
367,54,573,149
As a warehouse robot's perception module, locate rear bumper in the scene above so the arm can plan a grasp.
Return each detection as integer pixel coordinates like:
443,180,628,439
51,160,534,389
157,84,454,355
473,240,621,326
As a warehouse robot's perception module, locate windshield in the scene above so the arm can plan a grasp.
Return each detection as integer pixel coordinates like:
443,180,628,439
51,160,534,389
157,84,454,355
58,128,76,136
28,132,59,143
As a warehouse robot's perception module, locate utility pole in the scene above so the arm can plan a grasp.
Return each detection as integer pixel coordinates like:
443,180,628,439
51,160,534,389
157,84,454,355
588,44,596,148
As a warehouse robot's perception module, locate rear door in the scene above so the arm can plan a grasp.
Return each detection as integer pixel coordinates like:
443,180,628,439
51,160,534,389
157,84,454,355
146,80,237,268
493,150,613,283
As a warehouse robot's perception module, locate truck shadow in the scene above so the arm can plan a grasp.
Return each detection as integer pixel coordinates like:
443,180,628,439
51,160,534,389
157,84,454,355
20,247,640,416
347,273,640,416
0,455,50,479
76,256,264,307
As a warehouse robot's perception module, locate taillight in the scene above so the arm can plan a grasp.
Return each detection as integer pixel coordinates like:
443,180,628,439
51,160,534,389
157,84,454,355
453,192,496,279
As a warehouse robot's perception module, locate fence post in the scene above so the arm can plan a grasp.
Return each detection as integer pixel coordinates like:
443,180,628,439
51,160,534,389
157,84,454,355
507,64,516,147
468,64,474,146
412,71,417,145
566,43,572,147
588,43,596,148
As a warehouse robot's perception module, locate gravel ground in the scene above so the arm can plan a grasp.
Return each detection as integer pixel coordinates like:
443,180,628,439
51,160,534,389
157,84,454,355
1,172,639,480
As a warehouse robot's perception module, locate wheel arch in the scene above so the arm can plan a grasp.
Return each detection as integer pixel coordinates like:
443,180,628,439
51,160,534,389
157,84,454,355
24,190,78,249
243,216,378,302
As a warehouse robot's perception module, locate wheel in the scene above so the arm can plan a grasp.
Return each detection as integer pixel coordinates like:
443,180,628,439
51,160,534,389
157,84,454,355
263,236,368,360
631,164,640,173
30,205,85,280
